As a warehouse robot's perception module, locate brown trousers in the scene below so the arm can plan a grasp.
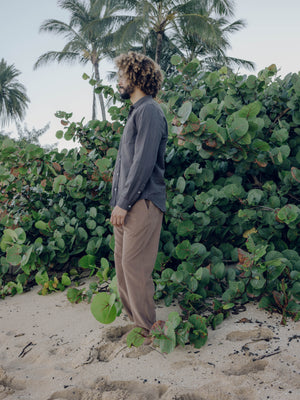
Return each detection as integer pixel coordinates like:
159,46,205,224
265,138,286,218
114,199,163,330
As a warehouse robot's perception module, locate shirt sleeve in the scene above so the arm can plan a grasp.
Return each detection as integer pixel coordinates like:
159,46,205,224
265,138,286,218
116,103,164,210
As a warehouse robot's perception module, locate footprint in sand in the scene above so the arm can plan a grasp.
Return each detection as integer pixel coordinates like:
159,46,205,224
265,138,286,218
48,377,168,400
226,327,273,342
223,359,268,376
0,366,26,399
97,324,153,362
103,324,133,342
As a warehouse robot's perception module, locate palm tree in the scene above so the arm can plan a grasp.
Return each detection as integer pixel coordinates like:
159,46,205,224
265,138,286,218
0,59,30,127
34,0,131,120
117,0,240,66
172,11,254,70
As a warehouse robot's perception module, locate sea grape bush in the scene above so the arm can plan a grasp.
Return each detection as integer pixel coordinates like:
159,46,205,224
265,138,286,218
0,118,119,295
0,58,300,352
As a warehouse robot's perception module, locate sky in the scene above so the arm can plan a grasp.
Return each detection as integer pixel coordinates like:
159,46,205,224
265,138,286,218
1,0,300,150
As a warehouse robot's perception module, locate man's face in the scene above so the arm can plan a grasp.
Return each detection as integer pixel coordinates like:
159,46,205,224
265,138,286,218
118,71,134,100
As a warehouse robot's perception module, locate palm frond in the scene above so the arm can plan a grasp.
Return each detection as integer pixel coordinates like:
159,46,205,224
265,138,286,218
33,51,85,69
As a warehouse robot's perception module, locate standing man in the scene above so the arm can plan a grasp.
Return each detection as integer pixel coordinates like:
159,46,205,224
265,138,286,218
110,52,168,339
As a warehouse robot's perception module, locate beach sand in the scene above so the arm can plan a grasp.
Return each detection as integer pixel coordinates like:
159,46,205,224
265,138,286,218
1,281,299,400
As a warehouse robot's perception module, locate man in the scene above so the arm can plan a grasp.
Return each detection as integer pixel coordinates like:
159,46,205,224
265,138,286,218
110,52,168,340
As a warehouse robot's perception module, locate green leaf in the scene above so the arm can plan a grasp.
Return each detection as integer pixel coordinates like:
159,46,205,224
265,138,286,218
246,75,257,89
170,55,182,65
176,240,191,259
291,167,300,183
205,118,220,136
177,220,194,236
67,288,84,304
199,103,217,120
56,130,64,139
266,260,286,281
167,311,182,329
259,296,272,310
35,270,49,286
101,257,109,269
182,61,199,75
195,193,214,211
250,276,266,290
188,314,208,348
176,177,186,193
79,255,96,269
188,276,198,292
35,221,50,231
6,245,22,265
221,183,244,199
230,118,249,137
277,204,300,224
223,303,235,310
161,268,173,280
91,293,117,324
211,262,225,280
61,273,71,286
224,95,237,110
178,101,193,124
21,246,33,267
247,189,264,205
171,270,184,283
238,101,262,118
126,327,145,348
271,129,289,143
158,321,176,353
89,207,97,218
96,158,111,173
53,175,67,193
195,267,210,285
86,219,97,230
176,321,193,347
212,313,224,329
205,71,219,88
252,139,270,151
172,194,184,206
55,216,65,226
191,88,205,99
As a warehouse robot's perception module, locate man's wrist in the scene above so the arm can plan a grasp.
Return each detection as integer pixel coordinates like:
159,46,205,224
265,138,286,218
117,198,132,211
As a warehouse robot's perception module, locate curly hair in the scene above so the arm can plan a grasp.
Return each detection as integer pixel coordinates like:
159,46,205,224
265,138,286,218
115,52,163,98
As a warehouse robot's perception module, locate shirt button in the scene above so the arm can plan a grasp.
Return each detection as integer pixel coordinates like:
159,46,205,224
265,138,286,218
114,188,117,191
138,191,141,194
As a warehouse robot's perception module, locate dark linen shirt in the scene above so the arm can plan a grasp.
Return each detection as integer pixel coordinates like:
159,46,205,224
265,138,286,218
110,95,168,212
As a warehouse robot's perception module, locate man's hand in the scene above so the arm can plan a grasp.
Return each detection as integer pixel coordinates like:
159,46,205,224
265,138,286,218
110,206,128,227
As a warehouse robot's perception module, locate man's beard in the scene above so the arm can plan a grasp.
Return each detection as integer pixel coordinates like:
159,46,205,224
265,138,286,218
119,83,134,100
120,91,131,100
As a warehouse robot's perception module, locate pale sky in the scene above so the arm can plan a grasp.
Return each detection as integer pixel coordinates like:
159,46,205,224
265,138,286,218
1,0,300,150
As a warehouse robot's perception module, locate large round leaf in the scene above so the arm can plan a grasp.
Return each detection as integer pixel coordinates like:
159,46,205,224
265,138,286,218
230,118,249,137
91,293,117,324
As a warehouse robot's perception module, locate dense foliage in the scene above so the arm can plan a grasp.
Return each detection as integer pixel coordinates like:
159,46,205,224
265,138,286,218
1,59,300,352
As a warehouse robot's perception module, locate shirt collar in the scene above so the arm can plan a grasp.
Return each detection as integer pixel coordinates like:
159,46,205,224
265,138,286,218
130,95,152,110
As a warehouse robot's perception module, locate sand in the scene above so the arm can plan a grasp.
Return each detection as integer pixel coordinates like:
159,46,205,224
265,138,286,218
0,280,299,400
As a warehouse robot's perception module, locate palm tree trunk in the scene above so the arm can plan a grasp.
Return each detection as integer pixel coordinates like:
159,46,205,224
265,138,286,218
94,62,106,121
155,32,163,65
92,90,96,120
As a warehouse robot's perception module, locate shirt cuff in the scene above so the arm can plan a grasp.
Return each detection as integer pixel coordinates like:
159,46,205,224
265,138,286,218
117,196,133,211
